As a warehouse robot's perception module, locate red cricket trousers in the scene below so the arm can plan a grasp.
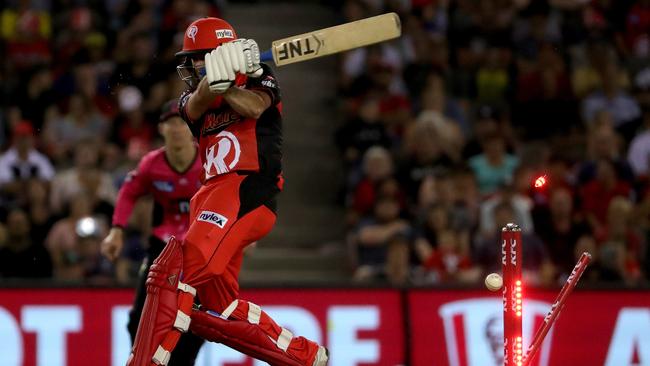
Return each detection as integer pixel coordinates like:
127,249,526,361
182,173,276,311
179,173,322,365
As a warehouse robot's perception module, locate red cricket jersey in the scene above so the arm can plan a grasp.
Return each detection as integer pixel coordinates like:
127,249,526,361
112,147,202,242
178,64,283,184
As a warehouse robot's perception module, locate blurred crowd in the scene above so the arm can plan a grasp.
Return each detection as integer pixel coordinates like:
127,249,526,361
0,0,223,283
338,0,650,287
1,0,649,289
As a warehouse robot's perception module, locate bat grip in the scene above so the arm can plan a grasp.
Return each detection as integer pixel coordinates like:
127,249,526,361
260,49,273,62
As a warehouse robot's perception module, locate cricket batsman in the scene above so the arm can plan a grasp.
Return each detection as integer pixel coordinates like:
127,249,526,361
101,100,205,365
126,17,328,366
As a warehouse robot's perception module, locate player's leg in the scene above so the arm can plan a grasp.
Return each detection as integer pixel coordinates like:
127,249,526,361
127,237,169,342
168,333,205,366
124,180,230,366
126,236,205,366
182,176,327,365
127,254,150,343
126,236,196,366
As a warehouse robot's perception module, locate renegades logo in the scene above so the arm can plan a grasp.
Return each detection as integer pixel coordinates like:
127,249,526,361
187,25,198,43
204,131,241,179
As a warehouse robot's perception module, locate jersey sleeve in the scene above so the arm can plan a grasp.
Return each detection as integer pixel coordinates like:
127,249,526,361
247,63,281,106
112,154,153,228
178,89,196,124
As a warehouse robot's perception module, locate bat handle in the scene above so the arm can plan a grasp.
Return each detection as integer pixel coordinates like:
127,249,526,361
260,49,273,63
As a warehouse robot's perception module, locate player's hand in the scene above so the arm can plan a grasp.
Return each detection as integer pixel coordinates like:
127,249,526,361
235,39,263,78
101,227,124,262
205,46,238,94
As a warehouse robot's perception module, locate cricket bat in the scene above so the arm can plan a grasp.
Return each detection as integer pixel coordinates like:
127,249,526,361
259,12,401,66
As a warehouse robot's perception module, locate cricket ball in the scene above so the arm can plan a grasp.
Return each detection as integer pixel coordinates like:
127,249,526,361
485,273,503,292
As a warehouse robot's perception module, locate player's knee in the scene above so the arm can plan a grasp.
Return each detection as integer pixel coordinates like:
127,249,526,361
181,236,230,285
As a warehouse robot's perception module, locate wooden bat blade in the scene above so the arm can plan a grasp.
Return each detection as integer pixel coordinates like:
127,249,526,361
269,12,401,66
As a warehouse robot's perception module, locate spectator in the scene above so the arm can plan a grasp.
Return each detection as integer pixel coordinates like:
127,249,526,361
399,117,460,200
415,229,478,284
622,0,650,61
476,46,510,105
474,201,552,285
417,171,478,233
12,68,55,130
335,97,391,166
110,32,167,99
577,125,634,185
45,193,109,281
353,195,412,285
49,139,116,215
0,121,55,200
595,196,644,284
581,62,641,141
579,159,632,231
627,110,650,178
111,86,155,151
74,61,116,120
463,104,503,159
0,207,52,278
42,93,109,160
0,3,52,71
349,146,399,216
417,72,469,137
414,204,451,250
468,132,519,196
479,166,535,236
514,43,579,139
533,187,593,280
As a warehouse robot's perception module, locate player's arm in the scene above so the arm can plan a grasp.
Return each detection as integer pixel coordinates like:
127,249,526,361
232,62,281,118
223,87,270,119
184,76,215,121
185,76,271,120
101,157,152,261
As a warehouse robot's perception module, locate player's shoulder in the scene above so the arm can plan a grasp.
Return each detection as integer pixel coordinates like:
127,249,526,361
139,148,167,169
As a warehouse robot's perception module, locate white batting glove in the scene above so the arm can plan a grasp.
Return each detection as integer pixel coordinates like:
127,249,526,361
205,47,237,94
235,39,263,78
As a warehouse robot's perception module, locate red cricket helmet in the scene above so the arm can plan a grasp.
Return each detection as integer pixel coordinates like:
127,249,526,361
176,17,238,88
176,17,238,58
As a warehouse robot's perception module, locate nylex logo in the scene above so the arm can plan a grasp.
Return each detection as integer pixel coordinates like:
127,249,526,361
215,29,234,39
198,210,228,228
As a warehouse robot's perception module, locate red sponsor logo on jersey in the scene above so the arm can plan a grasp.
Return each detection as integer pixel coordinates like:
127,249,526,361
203,110,242,134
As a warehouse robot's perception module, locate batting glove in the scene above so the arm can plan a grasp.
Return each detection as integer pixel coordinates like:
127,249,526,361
235,39,263,78
205,45,240,94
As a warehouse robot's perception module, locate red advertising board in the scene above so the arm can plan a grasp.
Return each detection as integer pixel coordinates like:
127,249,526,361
409,290,650,366
0,288,404,366
2,288,649,366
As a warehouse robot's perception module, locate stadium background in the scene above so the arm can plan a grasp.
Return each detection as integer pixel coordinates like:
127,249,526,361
0,0,649,365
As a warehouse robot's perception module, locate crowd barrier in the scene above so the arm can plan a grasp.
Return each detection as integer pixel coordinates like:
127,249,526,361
0,287,648,366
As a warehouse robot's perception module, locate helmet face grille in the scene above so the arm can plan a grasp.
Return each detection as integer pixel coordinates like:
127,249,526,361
177,58,203,89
